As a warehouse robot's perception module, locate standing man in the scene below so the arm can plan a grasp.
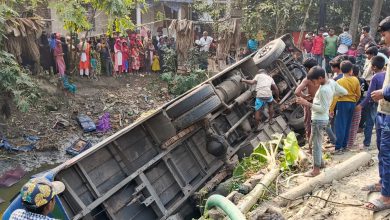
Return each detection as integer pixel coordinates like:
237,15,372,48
324,28,338,73
199,31,214,52
9,178,65,220
366,16,390,211
357,26,376,69
302,33,314,58
337,27,353,55
295,58,320,147
241,69,280,127
312,28,325,68
297,66,347,177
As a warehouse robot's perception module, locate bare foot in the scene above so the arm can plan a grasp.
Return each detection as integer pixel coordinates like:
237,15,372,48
304,169,320,177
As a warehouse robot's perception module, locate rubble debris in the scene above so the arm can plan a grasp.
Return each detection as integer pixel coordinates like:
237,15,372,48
65,139,92,156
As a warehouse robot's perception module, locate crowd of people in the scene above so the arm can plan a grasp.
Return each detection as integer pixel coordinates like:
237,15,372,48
39,30,183,80
240,17,390,212
297,17,390,211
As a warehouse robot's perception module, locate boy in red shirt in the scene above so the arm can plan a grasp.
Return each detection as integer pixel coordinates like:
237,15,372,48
312,29,325,68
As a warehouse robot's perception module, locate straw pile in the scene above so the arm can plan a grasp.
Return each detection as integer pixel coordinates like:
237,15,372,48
169,19,194,65
3,17,44,73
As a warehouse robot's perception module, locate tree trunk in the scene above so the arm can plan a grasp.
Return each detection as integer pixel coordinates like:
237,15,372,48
273,152,371,207
369,0,384,38
298,0,314,48
236,167,280,214
349,0,361,43
318,0,326,30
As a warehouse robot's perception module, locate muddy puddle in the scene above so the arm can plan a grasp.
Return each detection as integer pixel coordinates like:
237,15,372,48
0,133,109,214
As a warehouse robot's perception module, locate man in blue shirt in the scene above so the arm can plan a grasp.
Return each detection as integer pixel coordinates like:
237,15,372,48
366,16,390,212
356,56,386,150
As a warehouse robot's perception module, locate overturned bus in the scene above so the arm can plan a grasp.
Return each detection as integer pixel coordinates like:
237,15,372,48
3,34,306,220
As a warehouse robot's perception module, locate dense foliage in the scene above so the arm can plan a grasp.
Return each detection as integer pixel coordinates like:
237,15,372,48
50,0,145,34
233,0,390,41
233,132,301,182
0,3,40,113
161,47,208,96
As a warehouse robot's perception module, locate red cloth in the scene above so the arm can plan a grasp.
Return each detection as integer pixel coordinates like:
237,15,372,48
302,39,313,53
347,49,357,57
122,44,129,62
78,42,90,70
312,36,324,55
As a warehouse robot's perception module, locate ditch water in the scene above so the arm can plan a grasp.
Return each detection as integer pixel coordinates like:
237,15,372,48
0,163,58,215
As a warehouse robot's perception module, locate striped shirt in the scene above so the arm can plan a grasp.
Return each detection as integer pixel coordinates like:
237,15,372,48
10,209,57,220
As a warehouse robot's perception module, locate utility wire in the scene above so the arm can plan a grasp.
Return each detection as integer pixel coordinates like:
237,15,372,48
256,182,366,208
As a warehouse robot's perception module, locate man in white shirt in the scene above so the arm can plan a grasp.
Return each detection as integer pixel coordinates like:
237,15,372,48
199,31,213,52
241,69,280,127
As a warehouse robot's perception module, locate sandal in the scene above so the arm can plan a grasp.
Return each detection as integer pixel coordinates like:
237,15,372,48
361,184,381,192
364,198,390,212
332,149,344,155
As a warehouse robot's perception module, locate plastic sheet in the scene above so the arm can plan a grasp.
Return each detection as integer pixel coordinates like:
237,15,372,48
0,135,39,152
96,112,111,133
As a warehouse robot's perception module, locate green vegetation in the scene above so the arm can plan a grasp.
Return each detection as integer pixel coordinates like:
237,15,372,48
161,47,208,96
50,0,146,34
0,3,40,113
232,132,301,187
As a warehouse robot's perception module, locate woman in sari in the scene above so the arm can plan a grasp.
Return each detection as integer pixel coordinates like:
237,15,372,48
114,38,123,77
131,45,140,74
54,34,66,77
78,37,91,77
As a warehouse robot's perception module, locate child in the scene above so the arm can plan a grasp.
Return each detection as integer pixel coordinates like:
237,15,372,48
238,48,245,60
297,66,347,177
122,41,129,74
356,56,386,150
90,51,98,80
347,44,358,57
152,54,161,73
114,38,123,77
330,60,361,154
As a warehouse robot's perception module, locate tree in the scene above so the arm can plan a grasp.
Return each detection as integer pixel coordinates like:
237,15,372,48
51,0,146,35
298,0,314,46
369,0,384,38
240,0,308,40
349,0,361,43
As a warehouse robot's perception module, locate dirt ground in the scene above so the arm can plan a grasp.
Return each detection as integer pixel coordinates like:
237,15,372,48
0,73,172,174
283,132,379,220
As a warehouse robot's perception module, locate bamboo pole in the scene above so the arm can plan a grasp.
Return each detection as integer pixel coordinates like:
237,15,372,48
236,167,280,214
